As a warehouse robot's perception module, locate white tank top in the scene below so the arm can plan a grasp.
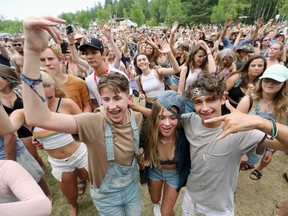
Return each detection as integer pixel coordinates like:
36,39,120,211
185,68,202,90
141,70,165,98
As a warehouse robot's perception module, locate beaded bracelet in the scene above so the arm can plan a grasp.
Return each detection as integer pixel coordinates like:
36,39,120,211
20,73,46,103
265,118,278,140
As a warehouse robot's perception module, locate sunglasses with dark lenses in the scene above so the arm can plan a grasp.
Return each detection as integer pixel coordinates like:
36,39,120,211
263,38,270,42
262,78,281,85
13,43,22,47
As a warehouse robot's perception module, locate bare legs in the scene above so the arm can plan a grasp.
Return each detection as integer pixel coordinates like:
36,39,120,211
148,180,179,216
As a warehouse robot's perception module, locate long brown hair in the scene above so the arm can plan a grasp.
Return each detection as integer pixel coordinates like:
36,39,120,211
253,80,288,123
142,100,180,168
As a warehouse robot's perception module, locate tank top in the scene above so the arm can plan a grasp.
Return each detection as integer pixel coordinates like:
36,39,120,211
31,98,74,150
249,101,276,120
140,70,165,98
185,68,202,90
3,94,32,138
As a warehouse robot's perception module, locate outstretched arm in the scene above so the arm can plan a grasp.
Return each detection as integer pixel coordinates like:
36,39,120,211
22,16,77,134
205,100,288,151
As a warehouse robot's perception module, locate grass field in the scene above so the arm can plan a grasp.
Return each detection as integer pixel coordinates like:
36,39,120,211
40,149,288,216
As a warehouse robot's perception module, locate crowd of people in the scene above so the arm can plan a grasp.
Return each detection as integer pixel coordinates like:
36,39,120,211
0,14,288,216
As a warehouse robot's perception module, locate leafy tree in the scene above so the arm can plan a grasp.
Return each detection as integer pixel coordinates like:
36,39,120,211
211,0,250,23
278,0,288,20
166,0,184,25
96,8,111,23
130,1,146,26
181,0,216,25
0,20,22,34
123,8,129,19
75,11,90,29
58,13,75,24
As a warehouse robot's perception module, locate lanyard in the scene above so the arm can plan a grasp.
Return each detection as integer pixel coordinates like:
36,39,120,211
94,66,109,86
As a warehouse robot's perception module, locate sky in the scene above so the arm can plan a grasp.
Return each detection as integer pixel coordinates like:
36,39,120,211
0,0,105,20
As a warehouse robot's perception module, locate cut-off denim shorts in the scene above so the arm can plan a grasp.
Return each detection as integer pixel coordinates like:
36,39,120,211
148,167,179,188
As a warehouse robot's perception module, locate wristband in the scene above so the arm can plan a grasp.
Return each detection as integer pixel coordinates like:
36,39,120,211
265,118,278,140
20,73,46,103
266,148,275,153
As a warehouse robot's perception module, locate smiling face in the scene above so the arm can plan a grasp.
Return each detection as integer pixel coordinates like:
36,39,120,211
194,49,206,67
100,87,130,124
135,54,150,72
158,107,179,138
193,94,225,128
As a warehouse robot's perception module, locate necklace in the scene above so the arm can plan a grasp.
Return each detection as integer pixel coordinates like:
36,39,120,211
160,139,174,145
262,99,274,109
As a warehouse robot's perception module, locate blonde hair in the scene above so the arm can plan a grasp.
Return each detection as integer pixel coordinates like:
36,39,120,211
40,70,66,97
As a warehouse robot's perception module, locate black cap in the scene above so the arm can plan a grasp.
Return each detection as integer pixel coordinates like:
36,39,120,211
79,37,104,52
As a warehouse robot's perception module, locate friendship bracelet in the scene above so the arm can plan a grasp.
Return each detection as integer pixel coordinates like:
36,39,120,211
265,118,278,140
20,73,46,103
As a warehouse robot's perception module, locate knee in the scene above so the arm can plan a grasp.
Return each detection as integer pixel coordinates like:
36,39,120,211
150,197,160,204
161,208,174,216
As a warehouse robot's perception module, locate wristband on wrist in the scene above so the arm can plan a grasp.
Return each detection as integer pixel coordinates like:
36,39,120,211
266,148,275,153
265,118,278,140
20,73,46,103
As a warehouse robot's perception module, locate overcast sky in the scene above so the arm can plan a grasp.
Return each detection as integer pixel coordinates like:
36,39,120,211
0,0,105,20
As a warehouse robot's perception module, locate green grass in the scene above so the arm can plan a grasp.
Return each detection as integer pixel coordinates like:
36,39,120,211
40,149,288,215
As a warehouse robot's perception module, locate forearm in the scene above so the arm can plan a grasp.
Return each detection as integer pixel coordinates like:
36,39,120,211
0,46,9,60
207,53,216,73
129,103,151,118
167,52,180,73
3,133,16,160
0,105,14,135
22,48,51,126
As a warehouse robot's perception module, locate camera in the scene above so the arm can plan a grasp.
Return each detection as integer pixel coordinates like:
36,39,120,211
66,25,74,35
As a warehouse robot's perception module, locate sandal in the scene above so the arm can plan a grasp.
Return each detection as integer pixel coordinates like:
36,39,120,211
249,169,262,180
77,179,87,196
240,162,254,171
283,172,288,183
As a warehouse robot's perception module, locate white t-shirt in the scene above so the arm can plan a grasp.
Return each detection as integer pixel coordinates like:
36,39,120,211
85,66,131,106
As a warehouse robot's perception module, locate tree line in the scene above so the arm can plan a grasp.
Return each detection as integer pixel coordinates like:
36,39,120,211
1,0,287,34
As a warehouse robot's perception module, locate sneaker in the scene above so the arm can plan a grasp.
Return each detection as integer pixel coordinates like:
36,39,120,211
153,203,161,216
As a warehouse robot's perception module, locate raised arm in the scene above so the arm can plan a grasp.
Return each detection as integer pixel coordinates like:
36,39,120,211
0,40,10,60
101,24,122,69
205,100,288,151
157,42,180,75
169,21,179,57
66,34,90,71
198,40,216,73
22,16,77,134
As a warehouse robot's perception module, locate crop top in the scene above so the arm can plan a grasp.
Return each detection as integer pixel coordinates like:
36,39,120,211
31,98,74,150
160,146,179,165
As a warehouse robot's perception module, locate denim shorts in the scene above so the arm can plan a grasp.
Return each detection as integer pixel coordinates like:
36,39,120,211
148,167,179,188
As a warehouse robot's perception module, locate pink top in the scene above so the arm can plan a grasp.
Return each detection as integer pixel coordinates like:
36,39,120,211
0,160,52,216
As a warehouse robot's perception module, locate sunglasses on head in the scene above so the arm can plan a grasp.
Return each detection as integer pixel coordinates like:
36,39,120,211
262,78,282,85
13,43,22,47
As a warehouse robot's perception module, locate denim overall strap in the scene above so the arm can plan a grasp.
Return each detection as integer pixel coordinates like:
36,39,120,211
104,116,139,161
130,116,139,155
104,122,114,161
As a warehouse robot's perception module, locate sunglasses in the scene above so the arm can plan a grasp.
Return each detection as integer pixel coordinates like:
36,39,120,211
13,43,22,47
262,78,282,85
263,39,270,42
